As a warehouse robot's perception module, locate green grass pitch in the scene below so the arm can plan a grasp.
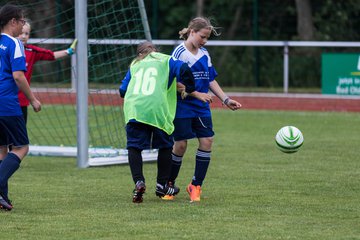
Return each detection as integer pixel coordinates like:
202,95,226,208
1,109,359,239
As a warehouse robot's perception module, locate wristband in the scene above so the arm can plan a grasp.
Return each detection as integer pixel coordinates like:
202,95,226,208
66,48,74,55
223,97,230,105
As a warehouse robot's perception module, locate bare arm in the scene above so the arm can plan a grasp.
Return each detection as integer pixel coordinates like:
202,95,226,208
175,64,212,103
176,82,212,103
13,71,41,112
209,80,242,111
209,80,228,102
189,91,213,103
53,50,69,59
54,39,78,59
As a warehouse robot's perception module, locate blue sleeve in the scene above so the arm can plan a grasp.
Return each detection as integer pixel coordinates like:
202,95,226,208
168,57,184,88
119,70,131,98
209,66,218,82
169,57,196,93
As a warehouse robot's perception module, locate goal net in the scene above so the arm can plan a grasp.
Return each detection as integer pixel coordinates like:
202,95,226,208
9,0,157,166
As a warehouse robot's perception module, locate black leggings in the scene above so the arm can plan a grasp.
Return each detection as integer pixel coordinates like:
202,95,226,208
128,147,172,186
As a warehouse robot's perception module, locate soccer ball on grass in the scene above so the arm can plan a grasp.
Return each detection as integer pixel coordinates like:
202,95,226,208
275,126,304,153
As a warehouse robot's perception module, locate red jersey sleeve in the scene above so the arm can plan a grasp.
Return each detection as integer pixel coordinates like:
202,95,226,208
26,44,56,62
19,45,56,107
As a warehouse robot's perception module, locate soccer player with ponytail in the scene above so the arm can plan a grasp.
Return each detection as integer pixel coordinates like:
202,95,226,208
165,17,242,202
0,4,41,211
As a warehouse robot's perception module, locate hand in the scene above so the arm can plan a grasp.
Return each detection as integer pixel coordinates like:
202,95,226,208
224,98,242,111
181,90,188,99
176,82,185,93
30,98,41,112
177,82,190,100
66,39,78,55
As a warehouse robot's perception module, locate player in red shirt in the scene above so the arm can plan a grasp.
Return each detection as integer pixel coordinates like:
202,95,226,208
18,20,77,123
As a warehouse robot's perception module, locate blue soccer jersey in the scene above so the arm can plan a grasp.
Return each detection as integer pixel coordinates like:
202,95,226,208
172,42,218,118
0,33,26,116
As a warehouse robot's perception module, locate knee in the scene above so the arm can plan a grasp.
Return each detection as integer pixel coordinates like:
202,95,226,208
199,137,213,151
22,145,29,155
0,146,7,159
11,145,29,159
173,141,187,155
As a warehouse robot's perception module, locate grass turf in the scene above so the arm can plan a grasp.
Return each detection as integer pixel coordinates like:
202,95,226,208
1,109,359,239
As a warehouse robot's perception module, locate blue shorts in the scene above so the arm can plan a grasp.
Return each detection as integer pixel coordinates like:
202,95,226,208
0,116,29,147
173,117,214,141
126,122,173,150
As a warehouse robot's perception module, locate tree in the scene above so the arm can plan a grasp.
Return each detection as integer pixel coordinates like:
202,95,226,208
217,4,243,70
197,0,204,16
295,0,314,40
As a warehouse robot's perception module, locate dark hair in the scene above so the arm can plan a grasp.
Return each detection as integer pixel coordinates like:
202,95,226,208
0,3,24,29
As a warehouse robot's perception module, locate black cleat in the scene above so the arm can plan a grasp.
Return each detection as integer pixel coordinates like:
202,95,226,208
132,181,146,203
0,192,13,211
155,183,180,198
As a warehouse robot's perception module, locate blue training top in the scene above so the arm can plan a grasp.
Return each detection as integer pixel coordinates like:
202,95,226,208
172,42,218,118
0,33,27,116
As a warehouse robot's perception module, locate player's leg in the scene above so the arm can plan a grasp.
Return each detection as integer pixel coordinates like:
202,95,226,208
128,147,144,183
156,148,172,186
160,118,194,200
0,116,29,210
193,136,213,186
1,145,28,205
126,122,151,203
168,118,194,184
187,116,214,202
0,146,8,201
169,140,187,182
152,127,180,198
155,147,180,197
161,141,185,200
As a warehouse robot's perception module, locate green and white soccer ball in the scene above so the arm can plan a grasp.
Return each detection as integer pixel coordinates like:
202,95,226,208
275,126,304,153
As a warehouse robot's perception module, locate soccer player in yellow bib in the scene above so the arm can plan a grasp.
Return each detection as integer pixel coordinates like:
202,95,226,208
119,41,211,203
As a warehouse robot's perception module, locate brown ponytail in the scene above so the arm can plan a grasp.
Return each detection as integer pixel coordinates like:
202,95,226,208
132,41,158,65
179,17,221,40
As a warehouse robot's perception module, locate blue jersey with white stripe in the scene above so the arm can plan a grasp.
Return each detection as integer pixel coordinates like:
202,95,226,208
0,33,26,116
172,42,218,118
